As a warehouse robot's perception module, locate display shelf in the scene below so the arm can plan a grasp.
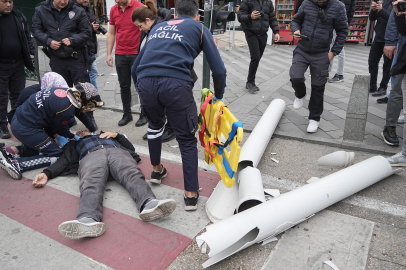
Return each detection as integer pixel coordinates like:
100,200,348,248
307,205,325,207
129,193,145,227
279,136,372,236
276,0,295,43
347,0,370,42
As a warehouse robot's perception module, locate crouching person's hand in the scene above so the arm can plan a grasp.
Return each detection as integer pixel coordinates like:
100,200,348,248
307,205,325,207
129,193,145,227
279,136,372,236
33,173,48,188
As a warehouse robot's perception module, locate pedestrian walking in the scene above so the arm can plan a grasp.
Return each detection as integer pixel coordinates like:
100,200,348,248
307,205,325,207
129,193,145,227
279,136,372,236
32,0,91,88
106,0,143,127
368,0,393,97
237,0,280,93
0,0,36,139
290,0,348,133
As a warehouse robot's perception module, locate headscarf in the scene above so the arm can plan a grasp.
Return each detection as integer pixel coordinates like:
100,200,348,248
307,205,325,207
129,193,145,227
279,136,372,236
67,82,104,111
41,72,69,91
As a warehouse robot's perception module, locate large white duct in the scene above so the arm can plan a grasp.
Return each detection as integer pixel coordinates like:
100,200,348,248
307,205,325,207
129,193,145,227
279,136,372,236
205,99,286,222
197,156,396,268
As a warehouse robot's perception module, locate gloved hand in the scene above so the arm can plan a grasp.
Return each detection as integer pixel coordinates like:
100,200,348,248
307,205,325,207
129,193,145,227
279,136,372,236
212,96,224,104
56,136,70,147
75,135,81,141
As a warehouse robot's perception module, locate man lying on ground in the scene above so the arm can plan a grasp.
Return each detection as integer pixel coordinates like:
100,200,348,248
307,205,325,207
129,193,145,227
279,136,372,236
32,129,176,239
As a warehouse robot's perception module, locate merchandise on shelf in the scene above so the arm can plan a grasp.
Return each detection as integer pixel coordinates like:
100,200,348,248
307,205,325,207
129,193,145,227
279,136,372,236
275,0,295,42
347,0,371,42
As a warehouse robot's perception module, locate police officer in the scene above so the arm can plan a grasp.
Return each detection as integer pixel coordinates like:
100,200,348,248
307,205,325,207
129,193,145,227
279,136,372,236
132,0,227,211
0,0,35,139
32,0,91,88
76,0,102,129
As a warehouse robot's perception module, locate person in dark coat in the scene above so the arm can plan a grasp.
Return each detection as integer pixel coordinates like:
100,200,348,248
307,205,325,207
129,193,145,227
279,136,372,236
237,0,280,93
368,0,393,96
0,0,36,139
0,82,102,180
290,0,348,133
32,0,91,87
31,129,176,239
385,0,406,167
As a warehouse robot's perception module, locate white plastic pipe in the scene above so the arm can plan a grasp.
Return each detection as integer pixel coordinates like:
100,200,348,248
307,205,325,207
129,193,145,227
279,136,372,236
318,151,355,167
205,99,286,223
238,99,286,170
236,167,265,213
197,156,395,268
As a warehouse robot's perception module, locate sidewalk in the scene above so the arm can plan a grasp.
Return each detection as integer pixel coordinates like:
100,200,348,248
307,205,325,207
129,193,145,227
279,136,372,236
89,31,402,156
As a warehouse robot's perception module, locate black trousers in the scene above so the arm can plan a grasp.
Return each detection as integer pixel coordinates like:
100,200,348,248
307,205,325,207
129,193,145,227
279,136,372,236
116,54,137,115
0,59,26,125
368,40,393,90
50,54,90,87
245,31,268,84
289,47,330,121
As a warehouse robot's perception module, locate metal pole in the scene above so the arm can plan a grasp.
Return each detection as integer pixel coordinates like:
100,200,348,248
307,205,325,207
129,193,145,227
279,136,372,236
202,0,211,89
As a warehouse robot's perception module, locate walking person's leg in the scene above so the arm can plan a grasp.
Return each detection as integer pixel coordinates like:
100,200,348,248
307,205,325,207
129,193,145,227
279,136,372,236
368,40,384,93
289,47,310,110
116,54,137,126
245,31,262,92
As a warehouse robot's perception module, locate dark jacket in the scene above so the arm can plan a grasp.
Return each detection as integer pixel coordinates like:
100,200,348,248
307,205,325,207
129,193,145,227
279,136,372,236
385,11,398,46
1,8,36,71
7,84,41,123
14,87,96,139
291,0,348,54
391,13,406,76
42,133,141,180
369,0,393,43
76,2,98,54
32,0,91,58
295,0,355,24
237,0,279,36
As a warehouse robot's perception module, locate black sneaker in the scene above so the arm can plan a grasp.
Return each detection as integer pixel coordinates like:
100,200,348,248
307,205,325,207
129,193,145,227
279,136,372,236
135,113,148,127
162,128,176,143
150,165,167,184
142,132,148,140
377,97,388,104
369,85,377,93
0,149,22,180
328,74,344,83
246,82,259,93
184,191,199,211
372,87,387,97
381,126,399,146
118,114,133,126
0,124,10,139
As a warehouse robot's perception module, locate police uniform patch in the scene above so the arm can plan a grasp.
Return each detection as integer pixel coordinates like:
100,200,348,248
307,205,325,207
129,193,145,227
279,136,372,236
54,89,67,98
69,11,75,19
167,19,184,25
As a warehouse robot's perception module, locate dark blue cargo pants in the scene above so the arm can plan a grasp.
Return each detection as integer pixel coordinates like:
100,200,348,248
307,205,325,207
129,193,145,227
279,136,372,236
136,77,199,192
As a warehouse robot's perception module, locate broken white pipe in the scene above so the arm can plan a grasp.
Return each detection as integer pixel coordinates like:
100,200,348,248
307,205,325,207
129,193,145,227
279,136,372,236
318,151,355,167
238,99,286,172
236,167,265,213
197,156,396,268
205,99,286,223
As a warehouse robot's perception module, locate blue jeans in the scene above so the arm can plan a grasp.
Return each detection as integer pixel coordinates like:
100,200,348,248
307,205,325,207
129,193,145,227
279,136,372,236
388,35,406,97
89,53,98,90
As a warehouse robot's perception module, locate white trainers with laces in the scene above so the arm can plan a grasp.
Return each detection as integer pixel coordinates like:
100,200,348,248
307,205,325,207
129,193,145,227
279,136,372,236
293,97,304,109
385,152,406,167
307,120,319,133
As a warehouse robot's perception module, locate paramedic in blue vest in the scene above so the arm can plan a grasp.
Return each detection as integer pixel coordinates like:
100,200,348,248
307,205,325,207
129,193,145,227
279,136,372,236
131,0,227,211
0,83,102,180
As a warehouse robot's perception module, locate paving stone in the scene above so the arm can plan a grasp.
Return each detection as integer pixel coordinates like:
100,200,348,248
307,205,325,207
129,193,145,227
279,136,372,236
319,119,340,132
277,122,306,137
323,102,340,111
297,124,333,140
320,110,342,121
324,95,344,104
330,109,347,119
333,102,348,111
337,97,350,103
326,129,344,139
283,110,309,125
367,113,386,128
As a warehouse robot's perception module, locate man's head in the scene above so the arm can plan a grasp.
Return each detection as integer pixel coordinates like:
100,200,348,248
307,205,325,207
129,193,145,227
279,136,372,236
0,0,13,15
316,0,328,7
76,129,92,138
76,0,89,7
175,0,199,18
53,0,69,10
118,0,130,7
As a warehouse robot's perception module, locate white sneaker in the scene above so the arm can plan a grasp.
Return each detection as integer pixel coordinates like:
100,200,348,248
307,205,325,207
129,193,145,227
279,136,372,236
398,115,405,124
58,219,105,239
307,120,319,133
139,199,176,222
293,97,304,109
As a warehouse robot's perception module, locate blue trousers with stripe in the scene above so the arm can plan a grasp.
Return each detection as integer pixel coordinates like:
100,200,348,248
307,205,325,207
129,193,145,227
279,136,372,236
136,77,199,192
